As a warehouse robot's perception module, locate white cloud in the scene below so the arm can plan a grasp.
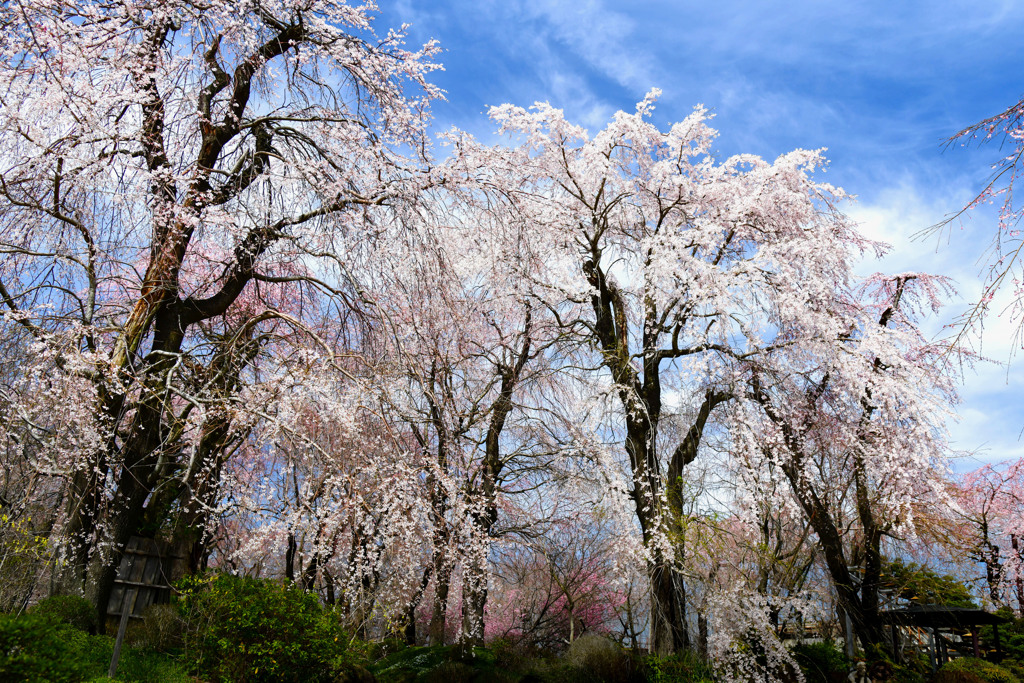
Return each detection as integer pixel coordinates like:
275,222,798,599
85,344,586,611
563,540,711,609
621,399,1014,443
521,0,659,93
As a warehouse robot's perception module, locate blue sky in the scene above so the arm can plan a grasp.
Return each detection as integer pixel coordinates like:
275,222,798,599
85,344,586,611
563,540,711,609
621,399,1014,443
376,0,1024,468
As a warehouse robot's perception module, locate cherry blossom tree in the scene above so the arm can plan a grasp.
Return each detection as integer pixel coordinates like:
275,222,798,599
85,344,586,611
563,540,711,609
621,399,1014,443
440,90,912,655
0,0,440,628
743,273,960,648
486,510,629,649
952,459,1024,609
361,196,568,644
0,1,968,665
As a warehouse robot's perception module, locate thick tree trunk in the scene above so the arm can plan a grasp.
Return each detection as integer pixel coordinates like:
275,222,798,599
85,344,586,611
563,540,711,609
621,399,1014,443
462,545,488,645
582,254,728,655
324,570,336,607
752,372,892,653
285,532,297,581
404,566,432,645
697,612,709,657
83,473,151,633
984,541,1004,604
649,554,689,656
428,556,451,645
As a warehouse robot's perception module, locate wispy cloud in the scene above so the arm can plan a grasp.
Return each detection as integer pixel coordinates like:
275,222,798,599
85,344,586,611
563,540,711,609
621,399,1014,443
516,0,659,93
379,0,1024,467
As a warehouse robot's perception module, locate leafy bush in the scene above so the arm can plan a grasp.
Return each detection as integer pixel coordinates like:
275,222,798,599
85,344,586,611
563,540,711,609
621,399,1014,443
372,644,527,682
333,662,378,683
644,648,716,683
563,634,644,683
424,660,477,683
130,603,183,653
935,666,987,683
942,658,1019,683
176,573,347,683
858,641,928,683
363,637,408,663
0,608,192,683
1001,660,1024,683
793,641,848,683
982,609,1024,663
373,645,456,681
881,559,977,608
0,510,52,613
0,613,89,682
491,637,536,672
31,594,96,633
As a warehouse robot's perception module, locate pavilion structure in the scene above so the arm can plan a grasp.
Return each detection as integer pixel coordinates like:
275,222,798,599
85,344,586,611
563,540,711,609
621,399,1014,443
880,605,1008,671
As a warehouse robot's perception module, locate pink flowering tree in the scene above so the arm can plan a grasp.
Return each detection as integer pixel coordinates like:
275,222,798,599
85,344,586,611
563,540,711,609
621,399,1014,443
360,195,568,645
953,459,1024,609
487,512,628,649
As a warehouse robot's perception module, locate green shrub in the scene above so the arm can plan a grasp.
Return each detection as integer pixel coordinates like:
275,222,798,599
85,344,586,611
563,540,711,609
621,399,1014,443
1001,660,1024,683
130,603,183,653
176,573,346,683
563,634,644,683
935,666,987,683
333,662,378,683
490,638,533,672
372,643,522,682
981,610,1024,664
644,648,716,683
793,641,847,683
31,594,96,633
364,637,408,663
0,613,90,682
423,660,476,683
942,658,1019,683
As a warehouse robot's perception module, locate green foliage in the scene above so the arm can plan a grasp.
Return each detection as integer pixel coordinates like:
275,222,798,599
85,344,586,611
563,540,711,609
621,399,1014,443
934,665,987,683
793,641,848,683
881,559,976,608
362,637,408,662
941,658,1019,683
176,572,347,683
0,509,52,613
423,660,477,683
0,613,89,682
890,650,930,683
564,634,644,683
981,608,1024,662
31,594,97,633
129,604,183,653
368,641,714,683
374,645,477,681
643,649,716,683
859,641,928,683
0,606,191,682
373,643,556,682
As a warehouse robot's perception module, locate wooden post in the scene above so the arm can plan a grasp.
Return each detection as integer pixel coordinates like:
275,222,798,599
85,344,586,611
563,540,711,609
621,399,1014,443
973,630,981,658
108,587,137,678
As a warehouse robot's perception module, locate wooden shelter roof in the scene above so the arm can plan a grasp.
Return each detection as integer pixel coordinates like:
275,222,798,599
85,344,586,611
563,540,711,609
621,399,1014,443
880,605,1007,628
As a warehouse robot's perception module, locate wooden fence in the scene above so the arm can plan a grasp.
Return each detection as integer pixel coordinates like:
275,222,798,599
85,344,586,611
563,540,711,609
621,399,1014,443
104,537,184,621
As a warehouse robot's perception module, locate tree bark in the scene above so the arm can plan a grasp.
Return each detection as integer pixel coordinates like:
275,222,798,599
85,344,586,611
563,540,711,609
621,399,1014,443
579,252,730,655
